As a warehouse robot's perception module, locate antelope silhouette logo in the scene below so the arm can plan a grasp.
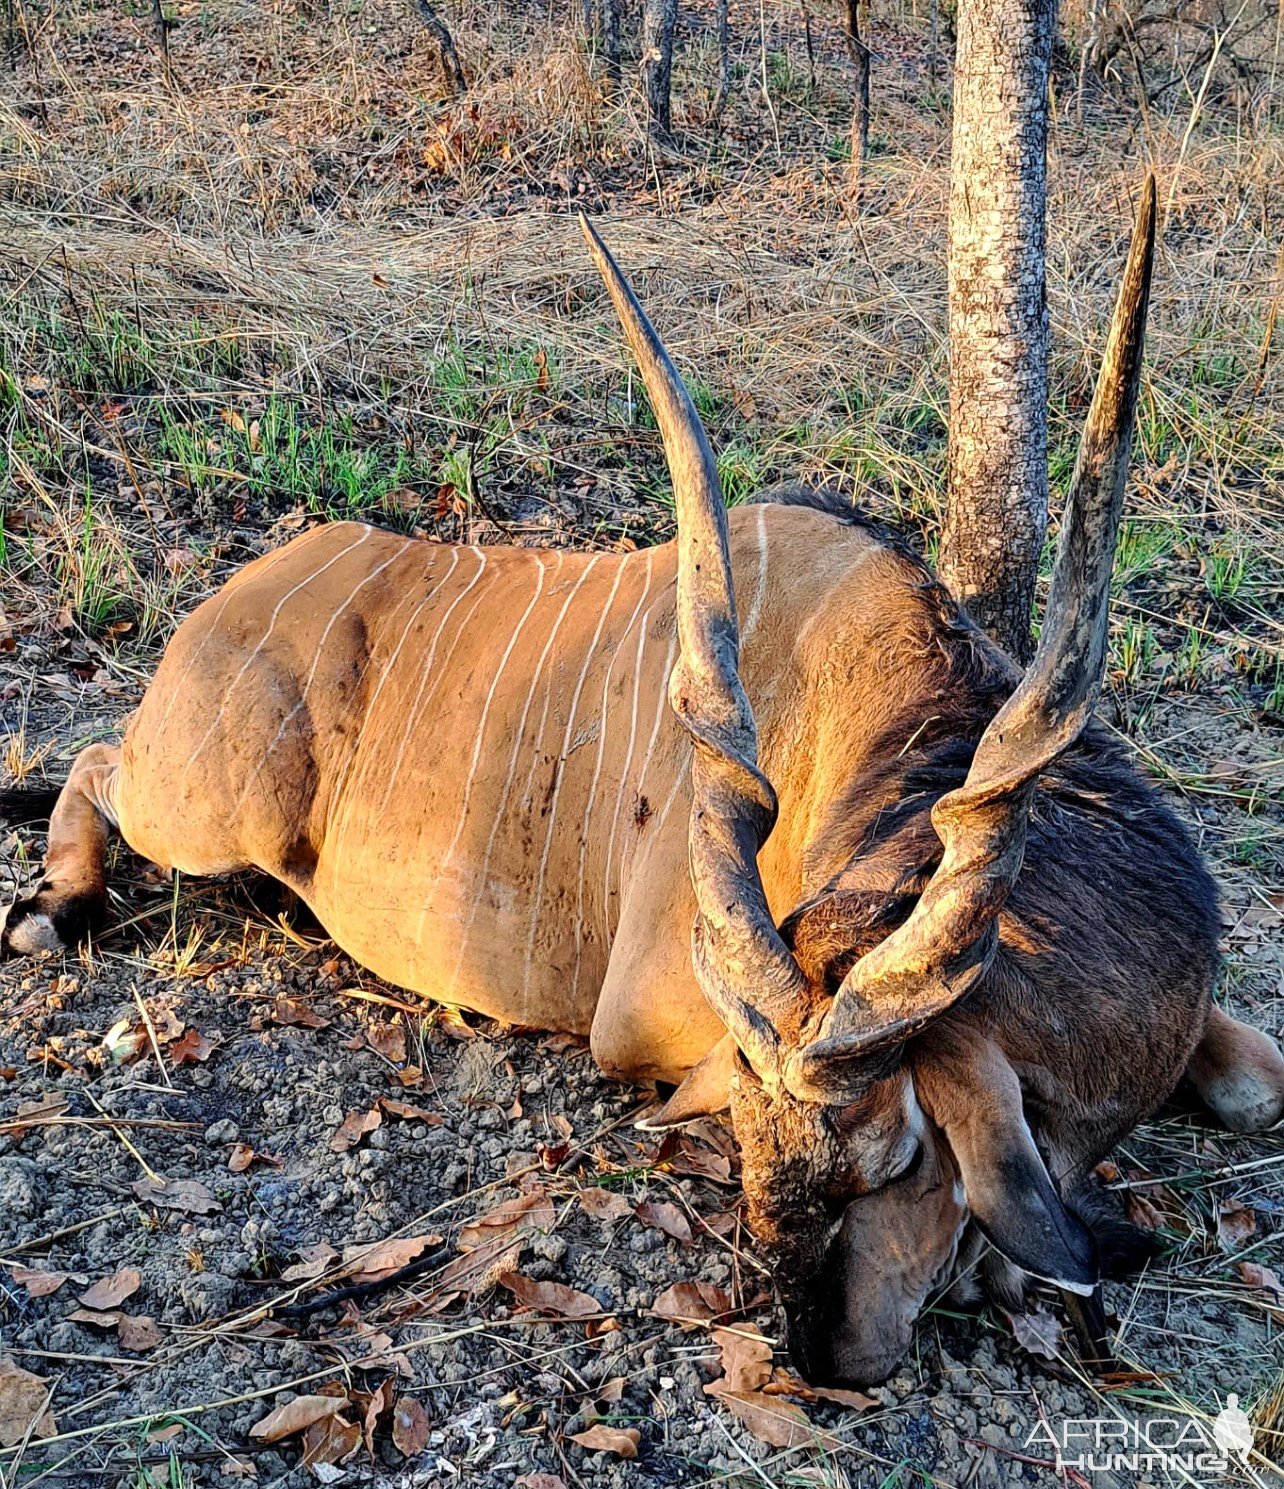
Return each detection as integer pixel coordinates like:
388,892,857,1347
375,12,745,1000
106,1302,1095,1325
1213,1395,1254,1465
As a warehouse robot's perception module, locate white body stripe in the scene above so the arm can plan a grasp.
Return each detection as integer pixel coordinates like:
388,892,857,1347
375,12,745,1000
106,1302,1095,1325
154,531,319,735
434,555,563,877
327,547,485,881
519,557,630,1005
600,607,652,920
183,528,374,778
569,551,656,998
745,503,770,639
440,553,566,999
227,539,415,821
375,546,488,817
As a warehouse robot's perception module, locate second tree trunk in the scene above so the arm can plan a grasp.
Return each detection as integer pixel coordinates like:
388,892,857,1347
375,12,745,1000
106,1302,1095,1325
940,0,1056,663
643,0,678,136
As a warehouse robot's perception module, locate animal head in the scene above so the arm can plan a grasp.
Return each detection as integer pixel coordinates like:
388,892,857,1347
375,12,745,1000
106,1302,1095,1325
580,181,1158,1385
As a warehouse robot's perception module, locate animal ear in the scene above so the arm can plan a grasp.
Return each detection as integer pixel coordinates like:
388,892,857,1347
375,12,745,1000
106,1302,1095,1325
913,1031,1098,1294
638,1035,738,1130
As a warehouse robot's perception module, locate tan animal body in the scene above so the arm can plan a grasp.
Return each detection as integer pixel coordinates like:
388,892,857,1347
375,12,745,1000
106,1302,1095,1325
4,205,1282,1386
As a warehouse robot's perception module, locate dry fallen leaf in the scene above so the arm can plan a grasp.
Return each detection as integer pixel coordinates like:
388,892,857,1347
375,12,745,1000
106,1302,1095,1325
568,1424,640,1458
333,1321,412,1375
117,1315,163,1352
515,1476,570,1489
457,1189,556,1249
79,1268,142,1311
343,1234,441,1284
0,1359,57,1447
707,1327,772,1393
170,1028,213,1065
329,1107,382,1153
366,1021,407,1063
391,1395,432,1455
651,1280,731,1327
498,1272,602,1318
6,1092,69,1137
102,1019,149,1066
360,1377,395,1455
7,1265,68,1299
540,1031,587,1054
67,1308,124,1328
301,1412,361,1468
379,1097,445,1125
249,1395,347,1443
578,1188,632,1223
1237,1260,1283,1297
162,546,199,575
1004,1302,1065,1362
272,995,331,1029
635,1200,692,1244
1217,1199,1257,1252
711,1390,838,1450
229,1144,281,1174
775,1373,878,1411
280,1241,339,1282
671,1141,733,1183
435,1235,522,1297
131,1177,221,1215
1125,1189,1166,1231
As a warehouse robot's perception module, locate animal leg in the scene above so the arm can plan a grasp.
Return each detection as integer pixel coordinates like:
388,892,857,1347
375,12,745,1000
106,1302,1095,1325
0,744,120,956
1061,1286,1117,1373
1186,1005,1284,1134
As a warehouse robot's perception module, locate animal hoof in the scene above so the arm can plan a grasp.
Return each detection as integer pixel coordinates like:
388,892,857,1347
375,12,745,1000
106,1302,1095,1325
0,898,64,957
1189,1011,1284,1134
0,887,102,958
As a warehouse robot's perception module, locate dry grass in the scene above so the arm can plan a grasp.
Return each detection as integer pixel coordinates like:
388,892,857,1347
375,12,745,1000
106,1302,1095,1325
1,0,1283,1482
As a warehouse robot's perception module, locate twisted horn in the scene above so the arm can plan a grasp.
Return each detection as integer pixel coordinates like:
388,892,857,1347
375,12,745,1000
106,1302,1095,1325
795,175,1158,1085
579,215,816,1089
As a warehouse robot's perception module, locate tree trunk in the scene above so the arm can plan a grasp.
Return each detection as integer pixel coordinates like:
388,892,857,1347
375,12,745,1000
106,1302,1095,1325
151,0,173,87
415,0,467,98
845,0,870,186
713,0,731,120
642,0,678,137
603,0,622,82
940,0,1055,663
802,0,817,91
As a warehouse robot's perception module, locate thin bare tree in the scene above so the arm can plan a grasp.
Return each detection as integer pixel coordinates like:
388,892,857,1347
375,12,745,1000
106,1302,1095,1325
642,0,678,136
416,0,467,98
940,0,1057,662
714,0,732,120
845,0,871,186
151,0,174,87
603,0,622,81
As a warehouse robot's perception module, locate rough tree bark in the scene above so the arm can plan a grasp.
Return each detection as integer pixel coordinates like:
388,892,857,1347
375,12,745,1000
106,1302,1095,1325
601,0,622,82
713,0,731,121
415,0,467,98
844,0,871,187
940,0,1056,663
151,0,173,87
642,0,678,136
